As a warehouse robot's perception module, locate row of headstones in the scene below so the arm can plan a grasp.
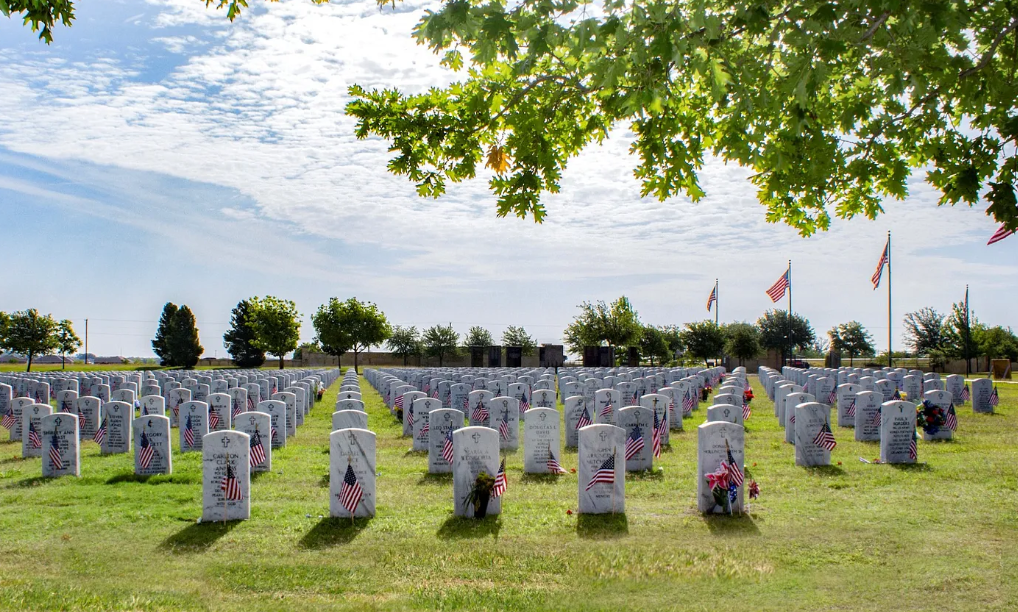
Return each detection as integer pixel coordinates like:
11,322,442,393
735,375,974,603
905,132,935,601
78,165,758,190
0,369,340,479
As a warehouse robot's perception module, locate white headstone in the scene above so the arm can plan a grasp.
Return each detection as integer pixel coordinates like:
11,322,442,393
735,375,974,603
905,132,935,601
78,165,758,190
179,401,209,453
696,421,745,514
134,415,172,475
879,400,917,464
41,413,79,478
577,424,625,514
523,407,562,474
202,431,251,522
330,428,376,518
428,408,464,474
235,410,272,472
452,426,502,518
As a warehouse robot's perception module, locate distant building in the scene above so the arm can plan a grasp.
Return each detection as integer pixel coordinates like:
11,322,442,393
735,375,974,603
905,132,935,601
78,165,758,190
94,356,128,364
0,353,26,363
35,355,75,364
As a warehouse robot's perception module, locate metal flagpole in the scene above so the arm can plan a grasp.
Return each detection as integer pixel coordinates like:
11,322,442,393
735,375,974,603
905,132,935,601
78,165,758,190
84,319,88,366
787,260,793,367
887,231,892,369
715,279,719,326
965,285,971,375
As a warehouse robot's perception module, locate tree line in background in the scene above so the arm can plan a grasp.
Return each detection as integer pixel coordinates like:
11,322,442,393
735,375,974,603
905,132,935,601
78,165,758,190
0,310,81,371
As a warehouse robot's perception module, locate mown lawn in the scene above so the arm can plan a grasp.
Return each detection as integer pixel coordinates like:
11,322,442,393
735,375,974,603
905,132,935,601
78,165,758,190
0,371,1015,611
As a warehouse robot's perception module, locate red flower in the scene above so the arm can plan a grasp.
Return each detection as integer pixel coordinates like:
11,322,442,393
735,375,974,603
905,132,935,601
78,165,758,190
566,509,573,515
570,468,576,473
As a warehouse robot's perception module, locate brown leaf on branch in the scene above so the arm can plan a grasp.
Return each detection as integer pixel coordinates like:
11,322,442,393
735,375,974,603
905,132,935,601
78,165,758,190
486,145,510,174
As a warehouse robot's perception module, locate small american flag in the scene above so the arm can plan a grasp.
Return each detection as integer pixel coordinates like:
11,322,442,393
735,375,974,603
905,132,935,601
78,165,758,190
232,401,243,420
462,396,469,411
547,451,567,474
209,408,221,430
94,418,107,445
249,430,267,467
339,463,363,514
944,404,957,431
909,429,918,460
139,431,156,469
871,238,889,289
48,432,63,470
221,462,243,501
813,421,837,451
519,395,530,412
183,415,195,447
585,454,615,491
989,386,999,407
682,390,695,415
1,411,14,430
892,388,901,400
827,388,837,405
441,428,455,464
172,401,180,418
431,390,439,399
598,401,613,420
871,408,881,427
788,413,795,425
961,384,970,401
742,401,751,421
492,459,507,498
419,418,430,438
395,394,404,410
422,383,430,395
247,396,256,411
576,407,592,429
28,422,42,449
651,409,662,458
725,445,743,487
407,405,415,428
625,424,645,461
271,426,278,441
498,411,511,440
471,401,489,423
766,267,790,302
844,398,856,417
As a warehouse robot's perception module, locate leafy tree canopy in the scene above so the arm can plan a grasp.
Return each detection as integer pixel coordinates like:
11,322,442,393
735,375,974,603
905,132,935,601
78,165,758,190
422,323,460,366
828,320,874,365
562,296,641,354
223,299,266,368
976,325,1018,361
3,309,59,371
387,325,423,366
249,296,301,369
465,326,494,347
757,310,815,353
55,319,81,369
638,325,671,366
902,307,948,356
725,322,761,363
681,320,726,364
346,0,1018,234
169,306,204,369
312,297,391,373
502,325,536,356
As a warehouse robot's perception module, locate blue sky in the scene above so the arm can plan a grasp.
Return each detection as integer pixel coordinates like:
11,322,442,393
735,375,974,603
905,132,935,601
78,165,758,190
1,0,1015,358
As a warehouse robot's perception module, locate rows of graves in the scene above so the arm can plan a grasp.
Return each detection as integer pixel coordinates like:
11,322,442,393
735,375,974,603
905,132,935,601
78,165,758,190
363,365,750,516
757,364,999,466
0,368,340,521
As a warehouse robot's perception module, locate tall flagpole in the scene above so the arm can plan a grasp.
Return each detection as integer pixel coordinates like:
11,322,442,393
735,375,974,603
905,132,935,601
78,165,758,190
887,231,892,369
715,279,719,326
787,260,793,367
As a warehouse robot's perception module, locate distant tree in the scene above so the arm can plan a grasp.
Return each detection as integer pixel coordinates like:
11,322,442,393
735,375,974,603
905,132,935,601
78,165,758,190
976,326,1018,362
638,325,670,366
223,300,266,368
311,298,391,374
502,325,536,356
55,320,81,369
810,335,831,356
293,342,321,362
829,321,875,365
0,311,9,351
423,323,460,366
4,309,58,372
387,325,422,366
168,306,203,369
902,307,948,355
757,310,815,356
249,296,301,370
562,296,642,354
658,325,684,357
944,299,979,374
681,321,726,365
465,326,494,348
152,303,179,366
725,322,761,365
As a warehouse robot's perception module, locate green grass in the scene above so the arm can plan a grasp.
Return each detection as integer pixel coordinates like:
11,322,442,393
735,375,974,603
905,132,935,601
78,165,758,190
0,364,296,372
1,373,1015,611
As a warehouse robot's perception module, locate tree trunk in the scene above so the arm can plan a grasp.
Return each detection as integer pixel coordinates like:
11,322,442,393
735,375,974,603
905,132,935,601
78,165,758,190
354,350,360,374
26,351,33,372
279,354,285,369
62,353,66,369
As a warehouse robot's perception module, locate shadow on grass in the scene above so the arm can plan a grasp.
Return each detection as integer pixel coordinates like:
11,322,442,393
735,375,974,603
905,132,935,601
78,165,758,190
436,515,502,540
161,521,238,554
702,512,760,536
9,475,54,488
576,513,628,539
298,517,370,549
804,465,846,477
403,450,428,458
0,455,25,464
417,473,452,485
520,473,565,485
250,470,270,481
890,462,933,472
318,474,330,488
106,473,151,484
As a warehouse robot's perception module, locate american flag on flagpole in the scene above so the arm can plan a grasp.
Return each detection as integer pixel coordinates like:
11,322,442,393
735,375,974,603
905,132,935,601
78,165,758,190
987,224,1016,245
339,463,363,514
441,429,455,464
28,422,42,449
492,459,507,498
871,238,889,289
707,284,717,312
249,430,267,467
547,451,567,474
93,418,107,445
48,431,63,470
576,407,592,429
221,462,243,501
139,431,155,469
585,454,615,491
183,415,195,448
813,421,837,451
651,409,662,459
624,424,645,460
944,404,958,431
766,267,790,302
989,386,999,407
